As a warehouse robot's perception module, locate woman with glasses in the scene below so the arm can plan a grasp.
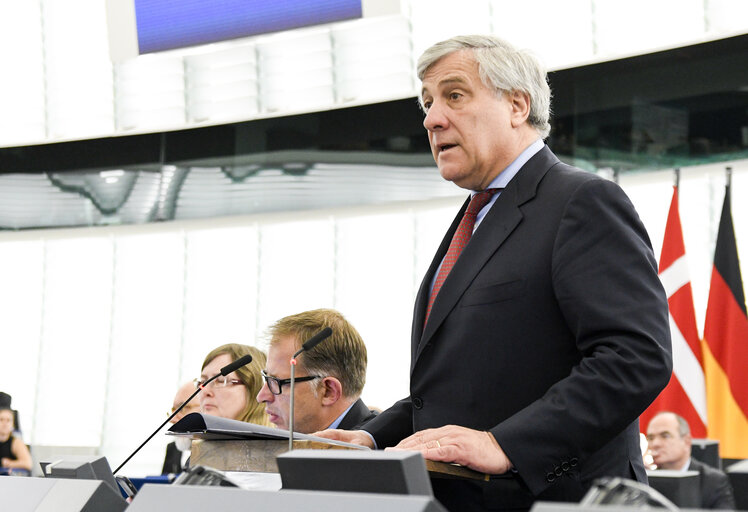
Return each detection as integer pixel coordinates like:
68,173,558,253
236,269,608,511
198,344,270,425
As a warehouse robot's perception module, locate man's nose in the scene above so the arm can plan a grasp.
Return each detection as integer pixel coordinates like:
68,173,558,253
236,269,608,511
423,102,447,131
256,382,273,403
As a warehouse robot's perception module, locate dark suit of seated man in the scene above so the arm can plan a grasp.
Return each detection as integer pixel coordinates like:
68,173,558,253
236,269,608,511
256,308,377,434
647,411,735,509
161,381,201,474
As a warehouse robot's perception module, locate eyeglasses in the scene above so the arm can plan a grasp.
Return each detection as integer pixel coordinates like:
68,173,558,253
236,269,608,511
261,370,321,395
646,431,680,442
193,376,243,390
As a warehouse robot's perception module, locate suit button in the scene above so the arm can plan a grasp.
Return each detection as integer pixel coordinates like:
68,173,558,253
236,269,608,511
554,466,563,477
561,462,570,472
412,397,423,409
546,472,555,483
570,458,578,467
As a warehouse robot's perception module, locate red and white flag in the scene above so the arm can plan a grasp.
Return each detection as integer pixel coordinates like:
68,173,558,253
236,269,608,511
640,186,707,436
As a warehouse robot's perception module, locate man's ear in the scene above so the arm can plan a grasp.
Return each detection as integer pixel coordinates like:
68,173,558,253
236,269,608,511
320,377,343,405
509,90,531,127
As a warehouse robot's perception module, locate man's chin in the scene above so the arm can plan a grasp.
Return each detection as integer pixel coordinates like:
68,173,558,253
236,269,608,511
439,168,479,190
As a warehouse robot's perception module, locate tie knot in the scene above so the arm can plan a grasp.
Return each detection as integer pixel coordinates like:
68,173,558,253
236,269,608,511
466,188,498,216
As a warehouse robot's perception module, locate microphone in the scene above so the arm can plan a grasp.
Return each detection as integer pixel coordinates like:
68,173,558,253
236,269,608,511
298,327,333,355
288,327,333,450
219,354,253,376
113,354,253,475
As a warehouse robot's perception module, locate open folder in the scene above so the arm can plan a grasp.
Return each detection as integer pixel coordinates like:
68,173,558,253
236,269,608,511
167,412,367,450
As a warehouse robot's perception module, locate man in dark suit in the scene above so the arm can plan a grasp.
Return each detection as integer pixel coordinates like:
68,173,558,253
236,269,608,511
161,381,201,474
316,34,672,511
647,412,735,509
256,308,377,433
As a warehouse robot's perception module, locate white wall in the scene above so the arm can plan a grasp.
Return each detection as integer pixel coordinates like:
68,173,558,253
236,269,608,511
1,159,747,475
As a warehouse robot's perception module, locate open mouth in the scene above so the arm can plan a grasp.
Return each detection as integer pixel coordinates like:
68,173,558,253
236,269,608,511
439,143,457,153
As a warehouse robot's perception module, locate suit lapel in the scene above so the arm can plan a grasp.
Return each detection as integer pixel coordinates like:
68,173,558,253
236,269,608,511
336,398,369,430
412,146,559,367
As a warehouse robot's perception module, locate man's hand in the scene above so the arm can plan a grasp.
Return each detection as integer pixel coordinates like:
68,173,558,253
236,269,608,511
390,425,512,475
311,429,375,449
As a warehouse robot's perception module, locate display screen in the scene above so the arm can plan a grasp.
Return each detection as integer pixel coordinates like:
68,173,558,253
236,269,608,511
134,0,362,53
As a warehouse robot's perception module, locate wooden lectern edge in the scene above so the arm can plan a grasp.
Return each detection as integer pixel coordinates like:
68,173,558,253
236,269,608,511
191,438,489,481
425,460,490,481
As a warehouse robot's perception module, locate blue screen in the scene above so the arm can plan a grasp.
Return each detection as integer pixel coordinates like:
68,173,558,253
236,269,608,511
134,0,363,54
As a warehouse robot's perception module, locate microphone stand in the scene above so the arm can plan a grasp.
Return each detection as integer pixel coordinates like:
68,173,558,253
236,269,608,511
287,327,333,451
113,354,253,474
288,353,300,451
113,375,215,475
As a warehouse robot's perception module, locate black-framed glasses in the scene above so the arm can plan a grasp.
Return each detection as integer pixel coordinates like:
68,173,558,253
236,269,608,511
261,370,321,395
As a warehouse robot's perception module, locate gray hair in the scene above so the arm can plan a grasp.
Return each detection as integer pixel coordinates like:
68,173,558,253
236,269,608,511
417,35,551,138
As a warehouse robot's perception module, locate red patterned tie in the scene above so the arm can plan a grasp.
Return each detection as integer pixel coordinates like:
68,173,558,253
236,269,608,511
424,188,498,325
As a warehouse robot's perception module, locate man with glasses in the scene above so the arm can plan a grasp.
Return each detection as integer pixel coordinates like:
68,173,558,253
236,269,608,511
256,308,377,434
647,412,735,509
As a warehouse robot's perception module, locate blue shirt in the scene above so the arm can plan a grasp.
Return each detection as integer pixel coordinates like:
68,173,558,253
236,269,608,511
473,138,544,231
326,401,356,430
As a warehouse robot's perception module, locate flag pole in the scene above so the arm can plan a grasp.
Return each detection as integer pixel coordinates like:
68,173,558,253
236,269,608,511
674,167,680,198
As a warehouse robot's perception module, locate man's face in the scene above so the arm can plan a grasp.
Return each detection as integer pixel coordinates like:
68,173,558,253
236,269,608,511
646,414,691,470
420,50,517,191
256,335,325,433
170,383,200,424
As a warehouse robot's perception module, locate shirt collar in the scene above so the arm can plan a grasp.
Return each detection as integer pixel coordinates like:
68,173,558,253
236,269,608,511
469,139,544,229
476,138,544,194
677,458,692,472
326,401,356,430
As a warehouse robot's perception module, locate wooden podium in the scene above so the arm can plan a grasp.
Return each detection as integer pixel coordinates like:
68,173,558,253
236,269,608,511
190,438,488,480
190,438,357,473
172,414,488,481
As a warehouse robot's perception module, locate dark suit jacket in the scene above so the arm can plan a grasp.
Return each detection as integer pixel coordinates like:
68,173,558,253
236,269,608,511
337,398,378,431
362,146,672,510
689,459,736,509
161,441,183,475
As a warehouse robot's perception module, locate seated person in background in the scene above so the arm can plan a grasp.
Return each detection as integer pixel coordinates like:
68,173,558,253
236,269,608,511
0,406,32,472
0,392,21,438
647,411,735,509
257,308,377,433
199,344,270,425
161,381,201,474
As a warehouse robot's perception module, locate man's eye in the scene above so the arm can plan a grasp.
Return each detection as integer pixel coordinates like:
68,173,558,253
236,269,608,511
422,100,432,111
449,92,461,100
